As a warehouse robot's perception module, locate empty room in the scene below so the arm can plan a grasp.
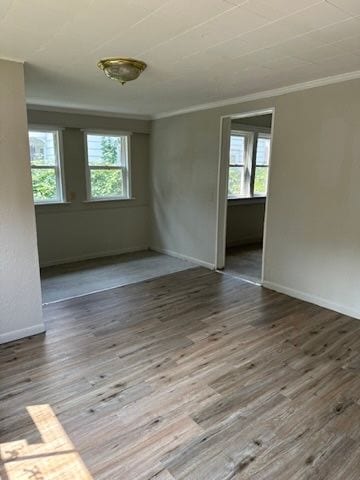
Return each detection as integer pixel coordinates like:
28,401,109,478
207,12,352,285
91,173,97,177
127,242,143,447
1,1,360,479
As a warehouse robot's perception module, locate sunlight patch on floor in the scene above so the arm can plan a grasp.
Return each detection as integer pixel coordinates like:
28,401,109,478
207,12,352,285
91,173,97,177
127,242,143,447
0,405,92,480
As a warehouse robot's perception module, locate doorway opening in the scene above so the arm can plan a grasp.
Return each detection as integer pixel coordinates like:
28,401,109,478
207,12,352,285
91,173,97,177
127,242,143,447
215,108,275,284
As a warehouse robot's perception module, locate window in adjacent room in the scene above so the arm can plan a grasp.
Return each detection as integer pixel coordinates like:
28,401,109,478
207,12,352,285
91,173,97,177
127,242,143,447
228,130,271,199
85,132,131,200
228,132,251,198
254,134,271,196
28,129,64,204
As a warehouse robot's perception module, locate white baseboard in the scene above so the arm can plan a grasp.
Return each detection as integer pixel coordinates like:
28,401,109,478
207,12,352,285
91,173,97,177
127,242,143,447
151,246,215,270
263,281,360,320
40,245,149,268
226,236,263,248
0,324,46,345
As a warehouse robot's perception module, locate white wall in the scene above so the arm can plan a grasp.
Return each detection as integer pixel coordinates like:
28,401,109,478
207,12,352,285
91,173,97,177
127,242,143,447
0,60,44,344
151,78,360,318
27,110,151,266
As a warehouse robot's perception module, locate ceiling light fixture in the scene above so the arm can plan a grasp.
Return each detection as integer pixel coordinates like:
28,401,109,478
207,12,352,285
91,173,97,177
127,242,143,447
97,57,147,85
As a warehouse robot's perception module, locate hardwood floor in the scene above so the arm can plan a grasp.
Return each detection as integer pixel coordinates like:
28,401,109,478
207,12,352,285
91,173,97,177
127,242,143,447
1,267,360,479
225,244,262,283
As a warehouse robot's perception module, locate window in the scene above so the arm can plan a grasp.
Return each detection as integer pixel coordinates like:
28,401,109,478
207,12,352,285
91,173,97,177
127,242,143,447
228,133,250,198
228,130,271,199
85,133,131,200
254,134,271,196
28,129,64,204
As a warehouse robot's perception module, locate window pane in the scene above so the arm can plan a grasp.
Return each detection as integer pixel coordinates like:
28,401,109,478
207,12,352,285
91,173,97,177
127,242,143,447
256,137,271,166
254,166,268,196
229,135,245,165
29,131,58,166
90,169,124,198
31,168,58,202
228,166,245,197
87,134,126,166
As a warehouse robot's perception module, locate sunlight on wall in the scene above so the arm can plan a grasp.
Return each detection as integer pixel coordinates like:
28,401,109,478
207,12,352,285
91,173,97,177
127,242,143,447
0,405,93,480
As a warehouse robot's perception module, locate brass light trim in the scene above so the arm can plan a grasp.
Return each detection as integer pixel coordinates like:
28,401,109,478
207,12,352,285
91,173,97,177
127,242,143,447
97,57,147,85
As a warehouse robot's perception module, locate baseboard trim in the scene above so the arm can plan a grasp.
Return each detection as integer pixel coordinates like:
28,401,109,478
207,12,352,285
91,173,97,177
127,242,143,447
40,245,149,268
226,237,263,248
151,246,215,270
263,281,360,320
0,324,46,345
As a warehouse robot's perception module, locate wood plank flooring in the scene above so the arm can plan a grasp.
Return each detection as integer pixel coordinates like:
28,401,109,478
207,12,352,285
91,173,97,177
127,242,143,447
1,267,360,479
225,244,262,283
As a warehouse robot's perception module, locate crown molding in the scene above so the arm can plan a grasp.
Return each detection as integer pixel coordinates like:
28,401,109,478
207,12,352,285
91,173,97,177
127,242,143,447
26,103,152,121
26,68,360,122
153,69,360,120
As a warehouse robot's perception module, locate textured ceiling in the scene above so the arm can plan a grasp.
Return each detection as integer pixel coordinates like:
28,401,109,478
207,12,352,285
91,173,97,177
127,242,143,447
1,0,360,117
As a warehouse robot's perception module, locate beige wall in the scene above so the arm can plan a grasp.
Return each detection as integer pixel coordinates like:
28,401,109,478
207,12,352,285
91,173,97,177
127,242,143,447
226,201,265,247
151,78,360,318
0,60,44,343
27,110,151,266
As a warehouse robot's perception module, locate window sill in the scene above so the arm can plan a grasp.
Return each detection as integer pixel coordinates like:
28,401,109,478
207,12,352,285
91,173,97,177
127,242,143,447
83,197,136,203
228,196,266,206
35,201,71,206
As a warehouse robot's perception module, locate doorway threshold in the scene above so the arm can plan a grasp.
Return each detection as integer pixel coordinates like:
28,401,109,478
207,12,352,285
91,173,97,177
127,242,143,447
216,268,262,286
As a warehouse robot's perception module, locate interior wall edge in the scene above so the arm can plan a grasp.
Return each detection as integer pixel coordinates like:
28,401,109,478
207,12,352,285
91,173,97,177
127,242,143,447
27,103,152,122
27,108,151,134
226,236,263,248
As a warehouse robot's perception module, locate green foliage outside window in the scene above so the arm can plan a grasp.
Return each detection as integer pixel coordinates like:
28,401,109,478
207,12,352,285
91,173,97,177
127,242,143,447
228,167,243,197
100,136,119,165
254,167,268,196
31,168,57,202
91,170,124,197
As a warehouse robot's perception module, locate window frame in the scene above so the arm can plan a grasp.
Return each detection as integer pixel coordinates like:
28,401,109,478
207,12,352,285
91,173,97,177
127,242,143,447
228,126,271,200
228,130,253,199
84,130,132,202
28,126,65,205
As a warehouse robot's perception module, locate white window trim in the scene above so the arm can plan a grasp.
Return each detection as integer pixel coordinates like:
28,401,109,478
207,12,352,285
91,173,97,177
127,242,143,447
253,132,271,197
28,126,66,205
84,131,132,202
228,129,270,200
228,130,253,199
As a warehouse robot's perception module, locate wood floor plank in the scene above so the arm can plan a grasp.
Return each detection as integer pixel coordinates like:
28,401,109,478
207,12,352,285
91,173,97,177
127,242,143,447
1,268,360,479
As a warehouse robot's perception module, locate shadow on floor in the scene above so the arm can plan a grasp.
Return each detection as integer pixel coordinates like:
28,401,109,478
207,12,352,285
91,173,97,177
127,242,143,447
40,250,195,304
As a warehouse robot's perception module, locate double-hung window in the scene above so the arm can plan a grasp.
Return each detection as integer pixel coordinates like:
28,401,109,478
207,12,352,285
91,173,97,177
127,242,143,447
85,132,131,200
228,130,271,199
28,129,64,204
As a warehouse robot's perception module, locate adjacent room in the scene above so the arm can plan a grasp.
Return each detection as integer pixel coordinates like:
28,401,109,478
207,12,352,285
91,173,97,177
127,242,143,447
27,110,195,303
1,1,360,479
224,112,273,283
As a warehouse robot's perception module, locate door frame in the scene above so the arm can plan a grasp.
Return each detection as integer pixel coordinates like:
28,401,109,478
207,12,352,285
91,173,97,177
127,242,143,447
214,107,276,284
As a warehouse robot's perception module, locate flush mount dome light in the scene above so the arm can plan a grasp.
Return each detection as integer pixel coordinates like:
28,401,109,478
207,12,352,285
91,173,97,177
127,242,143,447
97,57,147,85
